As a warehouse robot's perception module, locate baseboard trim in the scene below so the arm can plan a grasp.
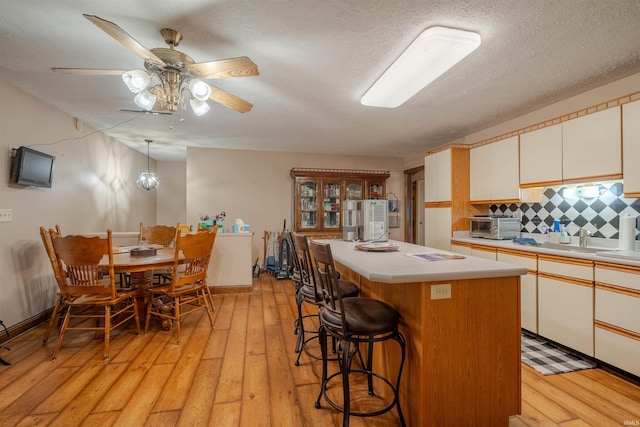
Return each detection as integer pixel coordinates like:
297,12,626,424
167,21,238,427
209,285,253,295
0,308,53,345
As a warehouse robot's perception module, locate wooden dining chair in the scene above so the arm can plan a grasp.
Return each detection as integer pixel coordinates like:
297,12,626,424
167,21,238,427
39,225,66,344
177,223,192,234
144,227,216,344
50,229,141,360
194,225,219,311
139,223,177,247
139,223,178,284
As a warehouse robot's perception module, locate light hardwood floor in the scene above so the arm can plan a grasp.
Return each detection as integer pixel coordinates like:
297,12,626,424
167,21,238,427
0,274,639,426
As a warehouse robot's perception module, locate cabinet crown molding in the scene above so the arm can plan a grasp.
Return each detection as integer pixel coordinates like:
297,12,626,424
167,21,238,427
290,167,390,179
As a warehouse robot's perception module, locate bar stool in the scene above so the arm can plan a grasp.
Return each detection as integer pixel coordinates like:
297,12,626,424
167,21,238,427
309,240,406,427
284,232,306,352
290,232,359,366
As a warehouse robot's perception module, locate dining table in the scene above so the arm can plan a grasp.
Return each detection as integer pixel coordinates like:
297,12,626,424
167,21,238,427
101,245,178,325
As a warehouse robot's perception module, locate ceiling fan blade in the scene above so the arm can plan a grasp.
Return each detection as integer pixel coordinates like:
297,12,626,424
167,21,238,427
83,14,165,65
208,85,253,113
52,68,127,75
121,109,173,115
189,57,259,79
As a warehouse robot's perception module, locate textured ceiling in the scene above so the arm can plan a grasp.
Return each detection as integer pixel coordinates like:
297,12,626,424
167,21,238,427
2,0,640,161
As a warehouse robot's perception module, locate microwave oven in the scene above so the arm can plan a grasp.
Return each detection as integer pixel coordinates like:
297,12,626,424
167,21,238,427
468,217,521,240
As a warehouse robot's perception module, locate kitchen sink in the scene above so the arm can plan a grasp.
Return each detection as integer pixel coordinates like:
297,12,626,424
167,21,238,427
540,241,611,254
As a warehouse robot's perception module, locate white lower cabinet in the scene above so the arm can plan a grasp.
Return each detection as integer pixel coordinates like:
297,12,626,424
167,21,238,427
497,249,538,333
424,207,451,251
594,327,640,377
538,275,594,356
538,256,594,356
594,263,640,376
520,274,538,333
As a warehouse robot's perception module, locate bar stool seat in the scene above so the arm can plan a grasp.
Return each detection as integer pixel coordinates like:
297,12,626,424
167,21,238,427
320,297,399,335
310,239,406,427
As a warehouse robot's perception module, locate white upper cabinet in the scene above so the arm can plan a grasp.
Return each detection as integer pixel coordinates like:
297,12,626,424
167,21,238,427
562,107,621,182
470,136,520,202
424,149,452,202
470,143,492,201
622,99,640,196
519,124,563,186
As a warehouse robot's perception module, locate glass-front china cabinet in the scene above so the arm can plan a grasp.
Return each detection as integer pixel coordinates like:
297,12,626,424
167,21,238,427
290,168,390,238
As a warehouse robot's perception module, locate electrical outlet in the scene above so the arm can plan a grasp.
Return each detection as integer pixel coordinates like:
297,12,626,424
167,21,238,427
0,209,13,222
431,283,451,300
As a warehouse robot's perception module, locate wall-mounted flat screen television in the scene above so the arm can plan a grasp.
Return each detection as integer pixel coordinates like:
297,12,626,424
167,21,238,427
11,146,55,188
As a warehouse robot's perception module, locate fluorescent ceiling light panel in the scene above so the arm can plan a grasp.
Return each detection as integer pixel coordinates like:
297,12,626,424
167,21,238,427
361,26,481,108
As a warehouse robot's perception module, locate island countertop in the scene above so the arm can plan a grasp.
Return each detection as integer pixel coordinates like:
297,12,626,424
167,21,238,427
317,239,527,283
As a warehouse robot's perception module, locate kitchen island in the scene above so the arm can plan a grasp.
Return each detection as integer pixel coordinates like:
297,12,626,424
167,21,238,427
319,239,527,427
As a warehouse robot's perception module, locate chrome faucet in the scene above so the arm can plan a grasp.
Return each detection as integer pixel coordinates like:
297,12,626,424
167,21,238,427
579,229,592,247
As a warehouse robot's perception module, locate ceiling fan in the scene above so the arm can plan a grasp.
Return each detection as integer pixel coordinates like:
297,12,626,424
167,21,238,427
120,108,172,115
53,14,259,115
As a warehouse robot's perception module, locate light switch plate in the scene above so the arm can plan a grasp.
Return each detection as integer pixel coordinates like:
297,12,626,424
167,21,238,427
0,209,13,222
431,283,451,300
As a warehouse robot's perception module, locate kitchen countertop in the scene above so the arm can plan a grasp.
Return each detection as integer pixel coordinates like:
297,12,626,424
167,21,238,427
317,239,527,283
451,232,640,267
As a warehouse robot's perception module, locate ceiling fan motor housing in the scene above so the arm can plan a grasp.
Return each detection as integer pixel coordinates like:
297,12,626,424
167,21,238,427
146,47,201,112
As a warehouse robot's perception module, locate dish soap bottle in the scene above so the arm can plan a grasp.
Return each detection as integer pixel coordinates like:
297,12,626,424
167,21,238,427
559,224,571,244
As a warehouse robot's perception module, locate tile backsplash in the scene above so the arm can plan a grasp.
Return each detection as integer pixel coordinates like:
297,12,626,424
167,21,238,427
490,181,640,239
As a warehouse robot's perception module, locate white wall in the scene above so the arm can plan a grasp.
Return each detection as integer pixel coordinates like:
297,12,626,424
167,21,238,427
0,81,156,328
186,148,405,265
156,161,186,226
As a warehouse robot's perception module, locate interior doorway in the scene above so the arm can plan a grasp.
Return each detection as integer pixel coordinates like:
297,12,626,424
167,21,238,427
416,179,425,245
404,166,424,244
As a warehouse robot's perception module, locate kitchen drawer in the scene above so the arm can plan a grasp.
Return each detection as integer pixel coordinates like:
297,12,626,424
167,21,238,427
470,244,497,261
595,325,640,377
595,286,640,334
497,250,537,271
595,263,640,292
450,243,472,256
538,256,593,281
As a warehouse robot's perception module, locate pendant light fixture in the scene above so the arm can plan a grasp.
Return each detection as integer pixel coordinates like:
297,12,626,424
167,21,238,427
137,139,159,191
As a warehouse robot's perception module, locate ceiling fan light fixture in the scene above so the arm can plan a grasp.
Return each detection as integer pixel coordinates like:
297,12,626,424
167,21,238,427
122,69,151,93
190,98,211,116
134,89,157,111
189,79,212,101
361,26,481,108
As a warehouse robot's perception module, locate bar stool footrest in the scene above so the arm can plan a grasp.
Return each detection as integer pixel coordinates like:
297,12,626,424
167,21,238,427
319,369,400,419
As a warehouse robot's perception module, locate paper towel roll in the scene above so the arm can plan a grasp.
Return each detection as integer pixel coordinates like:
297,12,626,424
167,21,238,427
618,214,637,250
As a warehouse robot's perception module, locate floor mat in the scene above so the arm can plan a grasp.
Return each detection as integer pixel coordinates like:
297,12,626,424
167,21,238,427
521,332,597,375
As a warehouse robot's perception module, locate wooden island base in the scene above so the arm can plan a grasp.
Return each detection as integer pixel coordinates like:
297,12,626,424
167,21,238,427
336,261,522,427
